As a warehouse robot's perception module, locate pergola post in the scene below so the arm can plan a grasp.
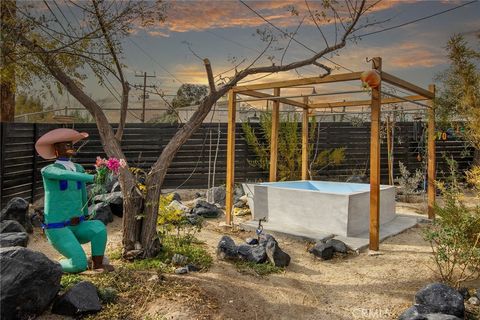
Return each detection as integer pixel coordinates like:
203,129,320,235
269,88,280,182
302,97,309,180
427,84,436,219
225,89,236,225
369,57,382,251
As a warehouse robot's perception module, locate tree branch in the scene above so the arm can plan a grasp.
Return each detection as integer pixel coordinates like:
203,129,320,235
92,0,129,142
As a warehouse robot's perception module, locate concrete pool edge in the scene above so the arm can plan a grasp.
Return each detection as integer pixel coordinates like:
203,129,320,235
239,214,420,252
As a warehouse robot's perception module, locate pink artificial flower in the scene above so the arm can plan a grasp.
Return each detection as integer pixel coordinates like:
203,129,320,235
106,157,121,174
95,156,106,169
119,158,127,169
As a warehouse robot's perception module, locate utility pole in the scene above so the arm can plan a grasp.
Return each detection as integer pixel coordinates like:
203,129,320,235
133,72,156,123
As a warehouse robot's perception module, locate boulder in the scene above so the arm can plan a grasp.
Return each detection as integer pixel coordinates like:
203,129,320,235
398,305,432,320
265,238,290,267
171,192,182,202
105,175,119,193
51,281,102,316
467,297,479,305
246,237,259,245
206,186,226,206
174,267,189,275
476,288,480,299
0,247,62,320
326,239,348,254
0,197,32,233
309,242,334,260
167,200,190,214
89,202,113,225
414,283,465,318
233,185,245,203
186,264,200,272
258,233,276,247
171,253,188,266
237,244,267,264
457,287,469,300
192,200,222,218
217,236,238,260
0,220,26,233
103,192,124,217
0,232,29,247
422,315,462,320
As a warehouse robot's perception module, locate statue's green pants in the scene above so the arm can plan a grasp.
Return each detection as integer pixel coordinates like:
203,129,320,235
45,220,106,273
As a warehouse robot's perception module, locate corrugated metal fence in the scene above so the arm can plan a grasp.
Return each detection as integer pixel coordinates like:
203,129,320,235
0,122,473,207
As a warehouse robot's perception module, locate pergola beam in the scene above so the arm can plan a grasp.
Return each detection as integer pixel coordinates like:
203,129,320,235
239,90,308,109
382,72,434,99
233,72,363,92
308,95,428,109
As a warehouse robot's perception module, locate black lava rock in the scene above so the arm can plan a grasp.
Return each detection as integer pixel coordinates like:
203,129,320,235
0,197,32,233
309,242,334,260
265,238,290,267
325,239,348,254
0,220,26,234
0,247,62,320
51,281,102,316
237,244,267,264
414,283,465,318
246,237,259,245
0,232,29,247
217,235,238,260
89,202,113,225
192,200,222,218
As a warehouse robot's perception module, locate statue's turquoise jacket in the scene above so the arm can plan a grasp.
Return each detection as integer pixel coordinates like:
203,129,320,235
41,163,94,223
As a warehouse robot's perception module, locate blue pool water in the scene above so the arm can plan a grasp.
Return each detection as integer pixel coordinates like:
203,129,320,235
260,180,371,194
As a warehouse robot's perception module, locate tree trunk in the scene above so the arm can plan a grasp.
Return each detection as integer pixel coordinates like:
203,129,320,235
1,0,16,122
474,148,480,166
140,92,226,257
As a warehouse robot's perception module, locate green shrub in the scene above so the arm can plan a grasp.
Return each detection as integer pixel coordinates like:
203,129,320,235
60,273,82,290
234,261,284,276
424,160,480,287
242,112,345,181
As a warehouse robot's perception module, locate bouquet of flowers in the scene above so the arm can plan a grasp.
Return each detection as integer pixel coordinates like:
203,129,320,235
92,156,126,195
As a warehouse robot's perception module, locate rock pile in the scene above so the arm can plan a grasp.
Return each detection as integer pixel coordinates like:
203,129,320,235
0,247,63,320
308,239,348,260
398,283,466,320
217,234,291,267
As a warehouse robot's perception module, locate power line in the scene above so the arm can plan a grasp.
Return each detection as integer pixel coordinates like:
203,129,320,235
127,37,184,85
354,0,478,38
237,0,420,97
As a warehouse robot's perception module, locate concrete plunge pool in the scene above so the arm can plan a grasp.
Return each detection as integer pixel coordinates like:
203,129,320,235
241,180,418,250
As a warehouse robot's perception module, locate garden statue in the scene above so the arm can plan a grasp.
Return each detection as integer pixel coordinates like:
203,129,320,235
35,128,114,273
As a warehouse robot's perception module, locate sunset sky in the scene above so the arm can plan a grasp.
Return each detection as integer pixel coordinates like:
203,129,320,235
33,0,480,116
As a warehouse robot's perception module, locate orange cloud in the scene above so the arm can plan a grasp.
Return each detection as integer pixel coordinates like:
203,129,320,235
142,0,412,36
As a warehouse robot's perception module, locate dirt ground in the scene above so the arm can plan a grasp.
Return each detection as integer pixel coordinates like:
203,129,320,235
30,198,476,320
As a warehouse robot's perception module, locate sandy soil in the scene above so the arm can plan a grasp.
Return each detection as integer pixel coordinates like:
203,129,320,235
29,200,478,320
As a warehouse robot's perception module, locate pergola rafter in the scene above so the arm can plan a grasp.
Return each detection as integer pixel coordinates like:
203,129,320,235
225,57,436,251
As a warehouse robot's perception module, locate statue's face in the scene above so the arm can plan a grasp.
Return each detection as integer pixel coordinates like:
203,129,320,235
53,141,76,158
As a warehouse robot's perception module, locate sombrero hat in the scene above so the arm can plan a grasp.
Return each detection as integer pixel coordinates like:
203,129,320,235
35,128,89,159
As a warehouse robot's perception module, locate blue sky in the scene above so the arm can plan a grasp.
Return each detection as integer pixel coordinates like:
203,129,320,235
39,0,480,111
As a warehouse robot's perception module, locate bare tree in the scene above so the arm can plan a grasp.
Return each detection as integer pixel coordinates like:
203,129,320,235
7,0,374,258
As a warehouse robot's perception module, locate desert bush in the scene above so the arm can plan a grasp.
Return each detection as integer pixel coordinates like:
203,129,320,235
242,112,345,181
157,193,202,240
395,161,424,202
424,160,480,287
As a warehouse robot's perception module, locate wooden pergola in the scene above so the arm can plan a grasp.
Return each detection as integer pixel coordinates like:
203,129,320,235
225,57,436,251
